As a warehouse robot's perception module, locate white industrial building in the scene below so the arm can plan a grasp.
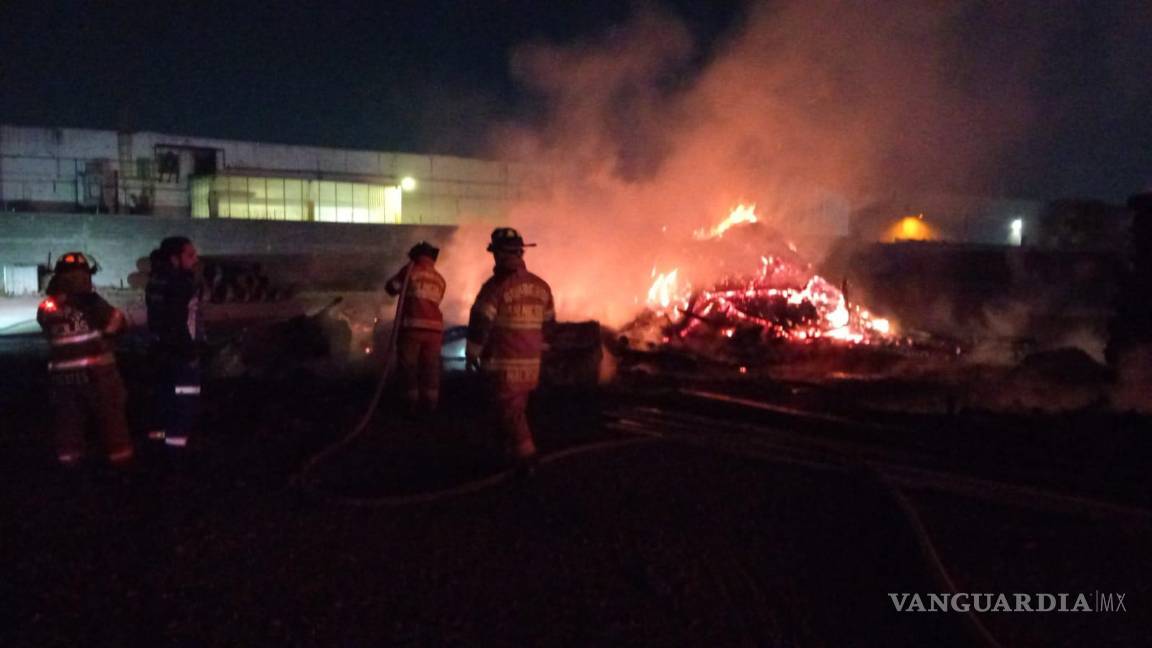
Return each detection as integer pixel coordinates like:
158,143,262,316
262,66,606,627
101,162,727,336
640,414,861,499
1,124,533,301
0,124,524,224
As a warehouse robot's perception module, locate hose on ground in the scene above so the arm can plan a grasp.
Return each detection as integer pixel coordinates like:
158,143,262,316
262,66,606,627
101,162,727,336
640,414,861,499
291,263,412,490
290,269,662,508
293,314,1011,648
614,414,1007,648
307,436,658,508
868,463,1005,648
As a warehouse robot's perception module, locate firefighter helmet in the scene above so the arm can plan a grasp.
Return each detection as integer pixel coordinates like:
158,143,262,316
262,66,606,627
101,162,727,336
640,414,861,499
53,252,97,275
486,228,537,252
408,241,440,261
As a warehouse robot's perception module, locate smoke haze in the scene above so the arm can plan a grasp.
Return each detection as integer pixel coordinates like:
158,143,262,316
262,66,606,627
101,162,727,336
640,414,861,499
439,1,1084,326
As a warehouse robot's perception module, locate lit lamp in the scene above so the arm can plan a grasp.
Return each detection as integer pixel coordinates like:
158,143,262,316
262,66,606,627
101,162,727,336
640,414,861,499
383,177,416,224
892,213,931,241
1009,218,1023,246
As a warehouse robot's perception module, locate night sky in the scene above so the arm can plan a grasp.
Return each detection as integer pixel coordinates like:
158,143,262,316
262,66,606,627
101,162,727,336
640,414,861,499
1,0,1148,202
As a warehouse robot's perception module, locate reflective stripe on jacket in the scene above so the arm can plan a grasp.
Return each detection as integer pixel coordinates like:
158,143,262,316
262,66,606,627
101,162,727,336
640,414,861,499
387,258,446,332
37,292,118,372
466,256,555,391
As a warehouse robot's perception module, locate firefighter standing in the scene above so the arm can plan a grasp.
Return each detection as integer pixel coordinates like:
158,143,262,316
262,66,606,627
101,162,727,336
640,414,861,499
145,236,204,451
466,228,555,468
385,242,446,415
36,252,134,468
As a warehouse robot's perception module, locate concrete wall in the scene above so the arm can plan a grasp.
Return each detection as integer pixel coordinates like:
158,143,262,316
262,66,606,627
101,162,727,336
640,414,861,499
0,211,455,291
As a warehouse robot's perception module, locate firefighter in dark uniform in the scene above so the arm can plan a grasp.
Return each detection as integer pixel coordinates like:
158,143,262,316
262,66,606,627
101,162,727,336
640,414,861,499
466,228,556,469
385,242,447,415
36,252,134,468
145,236,204,450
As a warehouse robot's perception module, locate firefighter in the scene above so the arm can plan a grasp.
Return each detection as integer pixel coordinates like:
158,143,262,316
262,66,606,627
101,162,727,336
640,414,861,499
385,241,447,415
36,252,134,468
145,236,204,451
466,228,555,470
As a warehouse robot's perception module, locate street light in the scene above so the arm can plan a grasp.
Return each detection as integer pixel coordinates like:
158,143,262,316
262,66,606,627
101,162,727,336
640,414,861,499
400,176,417,192
1009,218,1023,246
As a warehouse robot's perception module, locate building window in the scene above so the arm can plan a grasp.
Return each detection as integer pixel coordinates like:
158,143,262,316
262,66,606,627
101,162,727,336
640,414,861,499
136,157,155,180
156,150,181,183
191,175,404,223
285,179,304,221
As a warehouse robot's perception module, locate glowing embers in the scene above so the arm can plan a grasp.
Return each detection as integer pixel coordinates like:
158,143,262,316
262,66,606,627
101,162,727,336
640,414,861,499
643,257,892,348
632,203,895,356
641,248,892,353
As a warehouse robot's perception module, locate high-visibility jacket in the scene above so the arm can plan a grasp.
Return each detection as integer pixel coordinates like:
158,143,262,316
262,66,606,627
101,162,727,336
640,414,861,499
386,258,446,332
467,256,555,392
37,290,119,372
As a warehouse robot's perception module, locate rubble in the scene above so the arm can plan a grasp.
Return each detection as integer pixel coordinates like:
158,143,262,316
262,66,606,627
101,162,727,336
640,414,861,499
210,298,353,379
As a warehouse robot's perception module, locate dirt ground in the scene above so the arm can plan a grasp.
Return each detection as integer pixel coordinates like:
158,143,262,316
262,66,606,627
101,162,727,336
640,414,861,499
2,337,1150,647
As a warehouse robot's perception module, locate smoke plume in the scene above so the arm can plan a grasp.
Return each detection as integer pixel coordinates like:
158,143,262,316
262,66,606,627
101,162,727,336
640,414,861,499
441,1,1044,326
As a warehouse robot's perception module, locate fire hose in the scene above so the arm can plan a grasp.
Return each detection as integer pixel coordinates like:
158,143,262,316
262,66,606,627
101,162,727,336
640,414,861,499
285,281,1013,646
296,435,657,508
290,268,661,506
871,464,1005,648
285,292,1095,647
607,413,1007,648
292,262,414,490
609,396,1148,648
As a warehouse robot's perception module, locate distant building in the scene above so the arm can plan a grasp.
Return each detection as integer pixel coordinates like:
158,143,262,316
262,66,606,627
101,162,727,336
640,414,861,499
1,124,535,296
0,124,524,224
1,124,1131,299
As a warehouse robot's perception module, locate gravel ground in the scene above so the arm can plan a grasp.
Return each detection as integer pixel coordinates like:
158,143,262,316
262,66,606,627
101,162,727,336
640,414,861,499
907,489,1152,647
2,344,1149,646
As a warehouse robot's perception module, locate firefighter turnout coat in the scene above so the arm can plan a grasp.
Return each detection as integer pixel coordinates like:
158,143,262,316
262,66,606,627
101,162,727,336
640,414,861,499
36,284,133,465
466,255,556,394
386,257,447,409
386,257,447,334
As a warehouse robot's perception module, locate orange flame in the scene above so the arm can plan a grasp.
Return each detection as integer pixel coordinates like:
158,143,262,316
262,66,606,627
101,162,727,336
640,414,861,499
646,268,681,310
639,205,896,346
694,203,758,240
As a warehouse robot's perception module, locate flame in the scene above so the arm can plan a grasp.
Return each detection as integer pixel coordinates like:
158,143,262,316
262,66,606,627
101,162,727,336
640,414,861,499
694,267,888,343
826,298,849,329
634,206,896,348
646,269,680,310
694,203,758,240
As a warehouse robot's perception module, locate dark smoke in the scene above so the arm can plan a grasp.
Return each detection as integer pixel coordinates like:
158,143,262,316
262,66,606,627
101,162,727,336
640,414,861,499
438,1,1132,327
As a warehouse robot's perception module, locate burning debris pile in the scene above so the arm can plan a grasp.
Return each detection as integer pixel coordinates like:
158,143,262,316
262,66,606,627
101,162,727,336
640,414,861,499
620,205,894,361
